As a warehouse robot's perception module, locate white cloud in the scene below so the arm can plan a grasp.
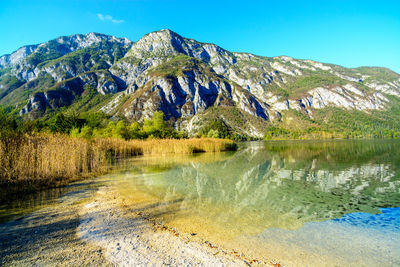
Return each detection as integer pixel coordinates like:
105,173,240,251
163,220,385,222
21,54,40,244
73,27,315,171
97,13,124,24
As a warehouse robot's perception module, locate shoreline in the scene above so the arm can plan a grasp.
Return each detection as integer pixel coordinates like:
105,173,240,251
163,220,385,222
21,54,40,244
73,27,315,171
0,179,279,267
77,185,279,266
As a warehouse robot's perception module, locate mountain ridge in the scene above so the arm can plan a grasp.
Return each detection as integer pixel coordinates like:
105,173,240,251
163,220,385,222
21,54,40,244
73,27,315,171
2,29,398,79
1,29,400,138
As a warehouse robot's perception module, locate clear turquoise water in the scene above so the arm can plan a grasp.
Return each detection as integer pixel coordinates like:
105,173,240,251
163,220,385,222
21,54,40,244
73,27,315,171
2,140,399,265
115,140,400,265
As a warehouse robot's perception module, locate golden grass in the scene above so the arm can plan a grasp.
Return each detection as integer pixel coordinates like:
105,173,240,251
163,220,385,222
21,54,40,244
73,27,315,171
0,134,236,196
134,138,237,155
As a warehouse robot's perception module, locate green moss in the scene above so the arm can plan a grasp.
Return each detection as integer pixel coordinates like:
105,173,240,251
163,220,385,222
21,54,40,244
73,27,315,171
116,56,142,65
194,106,265,140
0,68,12,76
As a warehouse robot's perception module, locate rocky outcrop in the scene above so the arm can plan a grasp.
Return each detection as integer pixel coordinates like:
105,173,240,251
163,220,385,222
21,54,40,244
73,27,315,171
19,71,121,115
120,72,233,121
20,90,75,117
268,83,388,113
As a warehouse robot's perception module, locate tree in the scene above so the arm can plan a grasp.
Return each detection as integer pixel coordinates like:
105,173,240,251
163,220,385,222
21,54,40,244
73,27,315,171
143,111,167,137
80,126,93,139
153,111,165,130
207,129,219,138
128,122,143,139
48,112,84,133
70,127,80,137
102,121,116,137
113,121,128,139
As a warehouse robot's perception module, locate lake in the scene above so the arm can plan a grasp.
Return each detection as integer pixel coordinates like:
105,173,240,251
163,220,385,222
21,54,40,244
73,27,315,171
1,140,399,266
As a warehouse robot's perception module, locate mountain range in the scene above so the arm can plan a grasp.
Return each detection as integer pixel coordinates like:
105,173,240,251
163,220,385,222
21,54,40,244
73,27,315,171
1,29,400,138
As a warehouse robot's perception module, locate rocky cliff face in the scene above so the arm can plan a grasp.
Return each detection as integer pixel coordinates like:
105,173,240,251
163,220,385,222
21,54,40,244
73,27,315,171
19,70,120,117
1,29,400,137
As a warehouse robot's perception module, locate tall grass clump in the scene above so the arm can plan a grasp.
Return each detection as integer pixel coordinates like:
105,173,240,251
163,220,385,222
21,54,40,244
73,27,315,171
135,138,237,155
0,133,141,192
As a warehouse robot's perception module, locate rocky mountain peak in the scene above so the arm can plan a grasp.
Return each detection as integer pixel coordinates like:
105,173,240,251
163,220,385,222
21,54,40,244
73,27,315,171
39,32,131,55
0,33,131,71
0,45,38,69
125,29,234,65
127,29,188,58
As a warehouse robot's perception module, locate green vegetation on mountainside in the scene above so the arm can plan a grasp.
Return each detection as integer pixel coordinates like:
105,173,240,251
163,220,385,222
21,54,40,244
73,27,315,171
38,41,130,76
0,73,55,106
356,67,400,83
182,106,266,141
149,54,219,79
263,95,400,140
0,74,25,100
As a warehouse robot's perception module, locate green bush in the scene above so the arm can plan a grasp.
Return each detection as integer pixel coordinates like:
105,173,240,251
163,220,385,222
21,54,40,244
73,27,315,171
207,129,219,138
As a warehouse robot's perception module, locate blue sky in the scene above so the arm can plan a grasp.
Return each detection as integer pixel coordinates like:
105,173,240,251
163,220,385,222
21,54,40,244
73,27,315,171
1,0,399,73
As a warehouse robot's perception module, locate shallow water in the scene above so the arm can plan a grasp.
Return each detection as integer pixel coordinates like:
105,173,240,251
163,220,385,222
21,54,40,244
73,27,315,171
0,179,105,223
113,140,400,265
1,140,400,266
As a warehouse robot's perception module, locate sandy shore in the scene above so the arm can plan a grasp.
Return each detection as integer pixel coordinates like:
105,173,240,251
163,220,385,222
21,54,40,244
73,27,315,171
1,183,278,266
77,186,267,266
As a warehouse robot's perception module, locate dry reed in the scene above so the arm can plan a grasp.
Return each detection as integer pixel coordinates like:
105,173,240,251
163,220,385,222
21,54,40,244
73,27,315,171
0,134,236,196
132,138,237,155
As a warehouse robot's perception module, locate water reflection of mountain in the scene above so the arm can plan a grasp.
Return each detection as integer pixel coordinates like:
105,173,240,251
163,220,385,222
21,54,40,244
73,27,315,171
122,140,400,232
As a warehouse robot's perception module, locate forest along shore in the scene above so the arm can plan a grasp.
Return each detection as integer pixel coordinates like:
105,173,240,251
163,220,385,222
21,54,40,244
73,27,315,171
0,134,236,199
